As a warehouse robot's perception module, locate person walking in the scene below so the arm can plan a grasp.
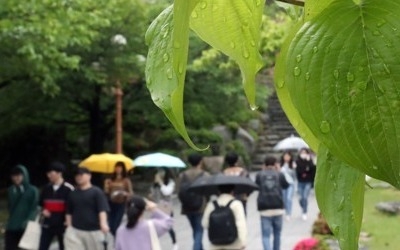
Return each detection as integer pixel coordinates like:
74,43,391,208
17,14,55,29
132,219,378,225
64,167,112,250
39,162,74,250
104,161,133,235
178,153,209,250
201,185,247,250
5,165,39,250
115,196,173,250
151,167,178,250
256,157,289,250
279,151,296,220
296,148,316,221
223,152,249,215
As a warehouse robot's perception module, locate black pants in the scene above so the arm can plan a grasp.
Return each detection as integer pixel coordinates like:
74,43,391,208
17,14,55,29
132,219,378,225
5,230,24,250
39,226,65,250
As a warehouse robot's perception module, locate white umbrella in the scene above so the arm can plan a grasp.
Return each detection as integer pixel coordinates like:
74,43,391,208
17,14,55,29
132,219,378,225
273,135,309,151
133,152,186,168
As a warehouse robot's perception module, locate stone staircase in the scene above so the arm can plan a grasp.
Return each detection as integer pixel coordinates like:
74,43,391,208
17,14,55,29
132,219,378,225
252,92,297,169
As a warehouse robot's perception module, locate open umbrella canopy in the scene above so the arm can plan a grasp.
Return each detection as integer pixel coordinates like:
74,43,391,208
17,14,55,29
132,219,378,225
133,152,186,168
188,174,259,196
273,134,309,151
79,153,134,174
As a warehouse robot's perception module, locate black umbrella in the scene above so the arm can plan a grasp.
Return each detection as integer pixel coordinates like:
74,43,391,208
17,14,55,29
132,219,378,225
188,174,259,195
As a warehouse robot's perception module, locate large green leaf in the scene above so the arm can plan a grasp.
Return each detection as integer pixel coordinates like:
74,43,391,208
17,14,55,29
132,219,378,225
304,0,335,21
145,2,204,150
282,0,400,187
315,145,365,250
189,0,265,109
275,22,320,152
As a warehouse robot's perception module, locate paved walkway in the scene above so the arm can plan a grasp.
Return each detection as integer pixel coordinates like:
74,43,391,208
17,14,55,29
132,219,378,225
159,190,319,250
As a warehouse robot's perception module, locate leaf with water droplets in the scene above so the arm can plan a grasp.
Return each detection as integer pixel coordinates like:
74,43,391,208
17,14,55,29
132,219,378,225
274,22,320,152
189,0,265,109
280,0,400,187
145,2,205,150
315,146,365,250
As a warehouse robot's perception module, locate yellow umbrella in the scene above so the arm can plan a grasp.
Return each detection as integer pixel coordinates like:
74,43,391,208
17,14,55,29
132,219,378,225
79,153,134,174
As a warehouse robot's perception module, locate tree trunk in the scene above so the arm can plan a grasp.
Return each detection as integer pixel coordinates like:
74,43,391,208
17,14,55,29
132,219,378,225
88,85,107,154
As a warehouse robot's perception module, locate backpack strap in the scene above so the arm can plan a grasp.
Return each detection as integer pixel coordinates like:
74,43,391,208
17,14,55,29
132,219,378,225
213,200,220,209
226,199,236,208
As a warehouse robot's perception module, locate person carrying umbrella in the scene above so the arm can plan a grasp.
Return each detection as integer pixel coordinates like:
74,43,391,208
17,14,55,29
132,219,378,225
223,152,250,215
177,153,209,250
104,161,133,236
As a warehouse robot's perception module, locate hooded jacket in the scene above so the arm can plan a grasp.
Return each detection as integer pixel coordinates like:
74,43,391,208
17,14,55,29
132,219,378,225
6,165,39,231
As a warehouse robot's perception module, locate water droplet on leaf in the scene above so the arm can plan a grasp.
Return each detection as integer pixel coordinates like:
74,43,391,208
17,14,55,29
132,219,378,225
305,72,310,80
256,0,261,6
332,225,340,235
347,72,355,82
163,53,169,62
294,67,301,76
277,81,285,88
357,81,368,90
250,40,256,47
337,196,345,211
320,120,331,133
377,19,387,27
191,11,198,19
373,30,381,36
313,46,318,53
166,68,173,79
296,54,302,62
333,69,340,79
178,63,184,74
230,42,236,49
242,48,250,59
200,1,207,9
173,41,181,49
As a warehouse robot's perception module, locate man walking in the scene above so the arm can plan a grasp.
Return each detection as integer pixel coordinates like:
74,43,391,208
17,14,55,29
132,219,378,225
256,157,289,250
39,162,74,250
5,165,38,250
64,167,111,250
178,153,209,250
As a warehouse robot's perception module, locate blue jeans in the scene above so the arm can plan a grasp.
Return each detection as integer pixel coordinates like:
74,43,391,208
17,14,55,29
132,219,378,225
297,182,312,214
260,215,283,250
282,184,294,215
108,201,126,235
186,213,204,250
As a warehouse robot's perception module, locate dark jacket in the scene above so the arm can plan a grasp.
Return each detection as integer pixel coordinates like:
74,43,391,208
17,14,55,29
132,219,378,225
6,165,39,231
178,168,209,214
256,169,289,211
296,158,316,183
40,181,74,227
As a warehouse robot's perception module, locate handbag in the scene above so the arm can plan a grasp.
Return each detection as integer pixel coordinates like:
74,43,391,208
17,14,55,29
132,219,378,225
18,214,41,250
148,220,161,250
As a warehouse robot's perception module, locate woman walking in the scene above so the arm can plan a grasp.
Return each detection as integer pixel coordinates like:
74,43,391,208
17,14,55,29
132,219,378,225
296,148,316,221
280,151,296,220
115,196,173,250
104,162,133,235
151,167,178,250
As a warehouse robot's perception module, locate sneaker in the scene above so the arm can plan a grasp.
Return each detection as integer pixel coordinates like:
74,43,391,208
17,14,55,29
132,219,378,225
302,214,307,221
172,244,179,250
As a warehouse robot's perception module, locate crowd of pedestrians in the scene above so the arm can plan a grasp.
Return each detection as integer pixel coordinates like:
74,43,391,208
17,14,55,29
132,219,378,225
4,148,316,250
